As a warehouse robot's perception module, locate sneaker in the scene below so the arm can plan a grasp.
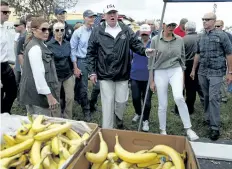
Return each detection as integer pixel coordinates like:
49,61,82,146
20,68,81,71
142,120,149,132
132,114,140,123
186,129,199,141
160,130,167,135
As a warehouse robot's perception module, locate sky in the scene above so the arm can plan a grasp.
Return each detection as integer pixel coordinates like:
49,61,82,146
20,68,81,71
71,0,232,31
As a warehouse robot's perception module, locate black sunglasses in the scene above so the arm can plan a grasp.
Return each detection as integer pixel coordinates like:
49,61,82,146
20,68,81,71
38,28,50,33
215,25,222,28
55,29,64,32
167,23,177,27
202,18,214,22
14,24,20,27
1,11,11,15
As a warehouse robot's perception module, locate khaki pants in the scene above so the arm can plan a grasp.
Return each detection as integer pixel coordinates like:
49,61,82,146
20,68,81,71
58,76,75,119
99,80,129,129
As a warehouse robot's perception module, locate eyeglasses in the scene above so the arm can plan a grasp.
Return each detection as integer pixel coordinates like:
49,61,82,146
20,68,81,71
167,23,177,27
202,18,214,22
38,28,50,33
55,29,64,32
1,11,11,15
215,25,222,28
14,24,20,27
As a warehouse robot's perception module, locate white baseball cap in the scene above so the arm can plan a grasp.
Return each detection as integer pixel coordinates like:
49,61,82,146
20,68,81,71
140,24,151,35
103,4,118,13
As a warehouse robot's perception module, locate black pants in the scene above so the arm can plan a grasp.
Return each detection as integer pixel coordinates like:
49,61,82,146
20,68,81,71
1,62,17,113
90,81,100,107
175,61,204,114
131,79,152,121
74,75,90,114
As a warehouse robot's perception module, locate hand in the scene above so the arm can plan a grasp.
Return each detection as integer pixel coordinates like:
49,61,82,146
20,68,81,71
46,94,59,110
73,68,81,78
90,75,97,85
145,48,156,58
190,70,195,80
226,73,232,85
150,81,156,93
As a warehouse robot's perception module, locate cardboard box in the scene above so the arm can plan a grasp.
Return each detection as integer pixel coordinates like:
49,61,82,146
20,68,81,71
67,129,200,169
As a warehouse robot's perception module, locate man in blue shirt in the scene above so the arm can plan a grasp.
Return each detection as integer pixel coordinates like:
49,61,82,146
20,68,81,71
70,10,96,121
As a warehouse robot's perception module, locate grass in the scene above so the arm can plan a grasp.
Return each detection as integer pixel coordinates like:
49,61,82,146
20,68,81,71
11,85,232,140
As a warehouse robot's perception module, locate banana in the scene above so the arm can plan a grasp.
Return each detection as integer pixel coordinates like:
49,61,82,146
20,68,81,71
114,135,157,164
85,132,108,163
41,144,51,169
82,132,90,141
48,155,58,169
53,157,60,164
68,139,83,155
137,154,168,167
136,150,148,154
8,159,22,168
0,143,9,150
66,129,81,139
0,153,22,168
170,166,176,169
149,145,185,169
147,164,160,169
91,162,102,169
58,150,66,169
99,160,109,169
59,135,83,154
110,162,120,169
17,123,32,135
59,139,71,159
30,140,42,165
32,115,51,132
32,153,48,169
0,138,34,158
15,128,36,143
51,136,59,155
162,162,173,169
27,112,34,123
3,134,17,146
34,122,72,141
107,152,118,162
47,123,62,130
16,155,27,169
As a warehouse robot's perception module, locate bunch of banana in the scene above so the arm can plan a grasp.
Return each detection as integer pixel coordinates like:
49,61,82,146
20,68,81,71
86,134,187,169
0,114,91,169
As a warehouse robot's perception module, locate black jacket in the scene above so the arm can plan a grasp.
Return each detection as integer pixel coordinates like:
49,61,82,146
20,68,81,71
87,21,146,81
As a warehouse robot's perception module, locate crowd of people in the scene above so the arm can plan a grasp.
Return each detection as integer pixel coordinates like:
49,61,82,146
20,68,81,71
1,1,232,141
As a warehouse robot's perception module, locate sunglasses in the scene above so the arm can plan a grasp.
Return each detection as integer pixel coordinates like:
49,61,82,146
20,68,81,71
1,11,11,15
215,25,222,28
14,24,20,27
167,23,177,27
38,28,50,33
55,29,64,32
202,18,214,22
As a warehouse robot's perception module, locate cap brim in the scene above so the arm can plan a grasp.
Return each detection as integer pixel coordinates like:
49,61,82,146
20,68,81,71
140,31,150,35
105,10,118,14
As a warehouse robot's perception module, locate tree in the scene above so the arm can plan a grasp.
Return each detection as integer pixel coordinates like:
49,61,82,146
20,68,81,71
8,0,79,20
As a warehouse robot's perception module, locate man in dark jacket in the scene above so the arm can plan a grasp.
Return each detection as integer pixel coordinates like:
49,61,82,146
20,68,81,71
87,3,154,129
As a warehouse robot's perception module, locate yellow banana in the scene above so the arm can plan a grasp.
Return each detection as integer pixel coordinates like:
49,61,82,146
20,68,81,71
53,157,60,164
0,153,22,168
51,136,59,155
27,112,34,123
85,132,108,163
40,144,51,169
15,128,35,143
0,143,9,150
147,164,160,169
34,122,72,141
32,115,51,132
46,123,62,130
99,160,109,169
149,145,185,169
110,162,120,169
58,150,66,168
162,162,173,169
0,138,34,158
66,129,81,139
48,155,58,169
170,166,176,169
30,140,42,165
32,153,48,169
8,159,22,168
3,134,17,146
91,162,102,169
136,149,148,154
59,139,71,159
137,154,168,167
59,135,83,154
68,139,83,154
114,135,157,164
118,161,133,168
82,132,90,141
17,123,32,135
107,152,118,162
16,155,27,169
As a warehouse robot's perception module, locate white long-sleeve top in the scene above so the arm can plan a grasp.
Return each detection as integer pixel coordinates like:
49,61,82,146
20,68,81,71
0,24,9,63
28,45,51,95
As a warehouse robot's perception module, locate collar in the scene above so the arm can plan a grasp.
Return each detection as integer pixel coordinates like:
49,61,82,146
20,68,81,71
160,31,177,40
105,21,120,28
83,24,92,31
50,37,66,44
204,28,216,34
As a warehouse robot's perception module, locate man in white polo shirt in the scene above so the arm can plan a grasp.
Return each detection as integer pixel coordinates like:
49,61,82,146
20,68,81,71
87,4,154,129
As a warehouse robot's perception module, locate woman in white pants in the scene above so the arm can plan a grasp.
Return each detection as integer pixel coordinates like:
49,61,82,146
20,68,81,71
149,20,199,141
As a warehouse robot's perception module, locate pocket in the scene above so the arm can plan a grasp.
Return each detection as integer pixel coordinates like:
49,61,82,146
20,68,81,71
209,37,220,51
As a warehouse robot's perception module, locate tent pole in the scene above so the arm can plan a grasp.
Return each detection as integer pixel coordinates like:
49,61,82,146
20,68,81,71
138,2,167,132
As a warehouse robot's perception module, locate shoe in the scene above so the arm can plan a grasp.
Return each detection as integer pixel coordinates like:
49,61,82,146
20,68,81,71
160,130,167,135
210,129,220,141
142,120,149,132
186,129,199,141
132,114,140,123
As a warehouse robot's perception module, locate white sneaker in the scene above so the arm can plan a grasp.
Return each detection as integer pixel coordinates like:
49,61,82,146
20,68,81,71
160,130,167,135
132,114,140,122
186,129,199,141
142,120,149,132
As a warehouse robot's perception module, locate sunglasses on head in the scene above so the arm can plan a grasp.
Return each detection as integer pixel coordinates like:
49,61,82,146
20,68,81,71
55,29,64,32
202,18,214,22
38,27,50,33
1,11,11,15
215,25,222,28
167,23,177,27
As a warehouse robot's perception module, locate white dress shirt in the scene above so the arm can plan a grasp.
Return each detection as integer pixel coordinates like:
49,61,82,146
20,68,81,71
0,24,9,63
28,45,51,95
105,22,122,38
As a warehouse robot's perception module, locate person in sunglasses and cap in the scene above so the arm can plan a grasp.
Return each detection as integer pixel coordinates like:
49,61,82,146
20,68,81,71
47,22,74,119
149,19,199,141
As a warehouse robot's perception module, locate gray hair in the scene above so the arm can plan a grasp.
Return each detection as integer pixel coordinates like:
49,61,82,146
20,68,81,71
185,21,196,32
53,22,65,31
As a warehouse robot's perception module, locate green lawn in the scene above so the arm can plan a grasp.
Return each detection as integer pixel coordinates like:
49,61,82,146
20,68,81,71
11,85,232,140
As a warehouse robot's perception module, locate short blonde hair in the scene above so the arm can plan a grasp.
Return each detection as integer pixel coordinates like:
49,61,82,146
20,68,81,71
53,22,65,31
